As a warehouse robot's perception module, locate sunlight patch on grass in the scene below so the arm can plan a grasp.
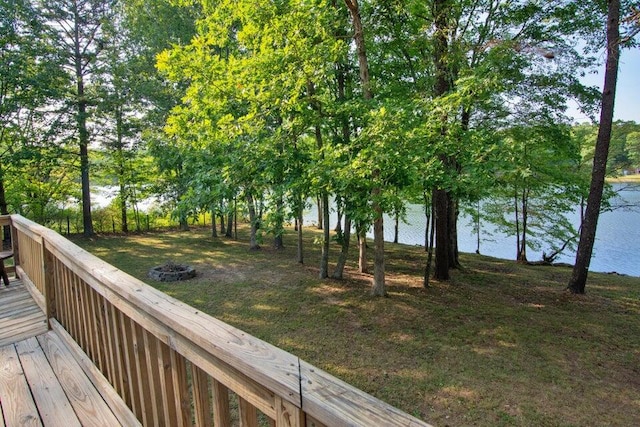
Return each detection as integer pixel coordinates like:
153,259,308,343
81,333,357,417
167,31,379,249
252,304,281,312
438,385,480,402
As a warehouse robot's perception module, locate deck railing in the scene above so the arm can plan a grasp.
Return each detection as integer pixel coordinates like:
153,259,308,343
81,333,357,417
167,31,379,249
5,214,430,427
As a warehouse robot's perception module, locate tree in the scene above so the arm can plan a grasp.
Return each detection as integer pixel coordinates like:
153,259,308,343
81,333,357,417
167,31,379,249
482,121,583,263
344,0,386,296
568,0,622,294
1,0,70,233
40,0,116,236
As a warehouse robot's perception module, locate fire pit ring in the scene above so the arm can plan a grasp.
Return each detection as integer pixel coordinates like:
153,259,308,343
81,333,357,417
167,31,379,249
148,262,196,282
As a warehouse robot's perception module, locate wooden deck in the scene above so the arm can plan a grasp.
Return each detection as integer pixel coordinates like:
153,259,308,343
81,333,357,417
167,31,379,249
0,215,431,427
0,280,133,426
0,279,48,347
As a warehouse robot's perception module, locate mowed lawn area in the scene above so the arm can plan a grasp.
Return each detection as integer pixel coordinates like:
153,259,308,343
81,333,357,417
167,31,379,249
73,225,640,426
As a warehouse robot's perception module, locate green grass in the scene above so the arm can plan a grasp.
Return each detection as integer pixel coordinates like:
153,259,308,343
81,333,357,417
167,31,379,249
72,225,640,426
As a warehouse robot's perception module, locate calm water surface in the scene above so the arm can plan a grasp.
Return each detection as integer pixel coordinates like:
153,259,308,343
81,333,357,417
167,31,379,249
305,184,640,277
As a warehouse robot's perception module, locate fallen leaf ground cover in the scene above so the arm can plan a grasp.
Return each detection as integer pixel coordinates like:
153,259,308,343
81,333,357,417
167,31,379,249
73,225,640,426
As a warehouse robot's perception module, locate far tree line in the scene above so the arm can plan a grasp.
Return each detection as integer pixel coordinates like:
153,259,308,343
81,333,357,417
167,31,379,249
2,0,639,294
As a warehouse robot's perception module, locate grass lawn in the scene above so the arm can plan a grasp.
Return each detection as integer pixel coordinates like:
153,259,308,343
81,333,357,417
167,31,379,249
72,225,640,426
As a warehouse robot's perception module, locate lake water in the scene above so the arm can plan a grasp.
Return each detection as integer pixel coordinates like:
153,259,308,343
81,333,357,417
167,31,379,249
93,184,640,277
304,184,640,277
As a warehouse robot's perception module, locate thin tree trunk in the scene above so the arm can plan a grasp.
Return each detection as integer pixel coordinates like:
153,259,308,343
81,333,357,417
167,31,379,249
297,198,304,264
316,196,323,229
335,202,343,234
424,202,436,287
448,194,460,268
211,205,217,238
345,0,385,295
394,211,399,244
233,196,238,239
226,200,233,237
433,188,449,280
424,193,430,251
247,193,260,250
514,187,521,259
115,102,128,234
274,192,284,250
569,0,620,294
518,189,529,263
220,199,225,235
475,200,481,254
119,182,128,233
320,192,330,278
308,80,330,278
333,215,352,279
358,227,367,274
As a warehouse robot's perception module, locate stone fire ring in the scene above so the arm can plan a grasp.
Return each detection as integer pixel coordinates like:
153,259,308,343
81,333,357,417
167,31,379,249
148,264,196,282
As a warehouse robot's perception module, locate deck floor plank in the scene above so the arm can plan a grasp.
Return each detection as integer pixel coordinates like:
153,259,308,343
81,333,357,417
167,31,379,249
1,279,134,427
14,338,82,427
0,280,48,348
0,344,42,426
37,332,123,427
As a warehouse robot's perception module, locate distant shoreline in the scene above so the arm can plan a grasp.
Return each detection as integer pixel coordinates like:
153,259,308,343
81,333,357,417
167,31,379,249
607,174,640,183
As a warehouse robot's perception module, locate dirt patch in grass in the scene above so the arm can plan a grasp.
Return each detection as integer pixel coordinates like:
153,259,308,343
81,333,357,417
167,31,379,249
73,225,640,426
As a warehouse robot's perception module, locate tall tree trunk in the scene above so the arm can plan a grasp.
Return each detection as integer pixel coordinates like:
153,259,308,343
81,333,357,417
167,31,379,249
333,215,352,279
432,0,452,280
74,7,93,237
308,80,330,278
344,0,385,295
77,70,93,236
569,0,620,294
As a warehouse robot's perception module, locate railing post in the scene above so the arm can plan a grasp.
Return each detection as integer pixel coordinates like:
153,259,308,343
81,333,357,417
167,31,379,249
275,396,305,427
10,216,20,273
43,241,57,322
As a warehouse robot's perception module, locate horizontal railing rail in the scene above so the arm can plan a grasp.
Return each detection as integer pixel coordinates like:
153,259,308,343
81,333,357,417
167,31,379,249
5,214,430,426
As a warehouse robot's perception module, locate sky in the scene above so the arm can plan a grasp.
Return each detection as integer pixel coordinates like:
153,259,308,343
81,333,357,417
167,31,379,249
568,46,640,123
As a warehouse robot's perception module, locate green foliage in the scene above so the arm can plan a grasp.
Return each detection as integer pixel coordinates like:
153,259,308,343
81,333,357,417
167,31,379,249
481,120,585,260
573,120,640,174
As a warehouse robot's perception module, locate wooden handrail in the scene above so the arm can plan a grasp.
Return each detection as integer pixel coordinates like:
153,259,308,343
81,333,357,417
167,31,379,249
5,214,431,427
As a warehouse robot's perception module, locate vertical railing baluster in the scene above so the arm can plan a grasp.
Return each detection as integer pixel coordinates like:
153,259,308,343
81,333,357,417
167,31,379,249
191,363,212,426
211,378,231,427
239,396,258,427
